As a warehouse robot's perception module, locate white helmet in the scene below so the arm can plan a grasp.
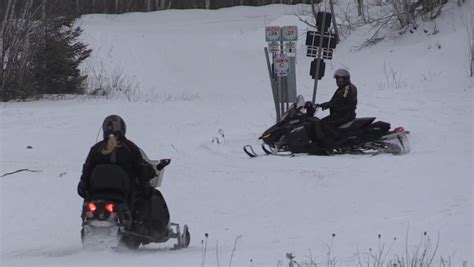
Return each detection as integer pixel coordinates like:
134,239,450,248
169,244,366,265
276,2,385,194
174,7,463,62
333,68,350,80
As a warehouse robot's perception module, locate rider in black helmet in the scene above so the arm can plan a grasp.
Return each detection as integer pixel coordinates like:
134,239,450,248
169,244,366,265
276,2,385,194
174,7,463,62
78,115,155,198
78,115,157,234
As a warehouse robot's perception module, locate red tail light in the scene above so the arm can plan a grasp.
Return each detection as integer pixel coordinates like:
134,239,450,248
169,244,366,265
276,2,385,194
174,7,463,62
87,203,97,212
105,203,114,213
394,127,405,132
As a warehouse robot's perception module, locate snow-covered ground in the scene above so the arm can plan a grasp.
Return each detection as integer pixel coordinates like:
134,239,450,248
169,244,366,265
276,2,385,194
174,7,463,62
1,3,473,266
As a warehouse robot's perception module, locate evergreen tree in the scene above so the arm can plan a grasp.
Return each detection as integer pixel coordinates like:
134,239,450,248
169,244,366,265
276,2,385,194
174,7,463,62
32,17,92,95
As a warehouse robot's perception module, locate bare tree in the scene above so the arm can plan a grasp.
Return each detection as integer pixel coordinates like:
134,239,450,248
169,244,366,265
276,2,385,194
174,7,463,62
470,15,473,77
328,0,340,42
146,0,152,11
42,0,47,19
1,0,36,100
103,0,109,13
356,0,367,22
115,0,120,13
161,0,168,10
75,0,80,14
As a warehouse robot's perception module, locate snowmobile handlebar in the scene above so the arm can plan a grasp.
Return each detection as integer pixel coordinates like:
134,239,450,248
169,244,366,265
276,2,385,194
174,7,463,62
156,159,171,171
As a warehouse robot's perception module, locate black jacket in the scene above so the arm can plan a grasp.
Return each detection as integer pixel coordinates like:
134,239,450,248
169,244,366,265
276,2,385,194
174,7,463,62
321,83,358,123
78,137,154,199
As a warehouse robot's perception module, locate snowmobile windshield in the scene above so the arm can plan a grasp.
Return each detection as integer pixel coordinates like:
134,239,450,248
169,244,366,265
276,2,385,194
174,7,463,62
280,95,305,121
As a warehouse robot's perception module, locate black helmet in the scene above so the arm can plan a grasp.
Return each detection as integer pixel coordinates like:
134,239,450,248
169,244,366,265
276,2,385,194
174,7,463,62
333,68,350,80
102,115,126,138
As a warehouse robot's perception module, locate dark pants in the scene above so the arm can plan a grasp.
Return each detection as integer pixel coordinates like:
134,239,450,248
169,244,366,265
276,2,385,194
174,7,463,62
321,113,355,128
307,115,354,148
304,118,335,148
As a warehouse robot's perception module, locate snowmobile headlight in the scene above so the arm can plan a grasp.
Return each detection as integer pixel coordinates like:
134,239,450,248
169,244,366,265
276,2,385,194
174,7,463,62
262,133,271,139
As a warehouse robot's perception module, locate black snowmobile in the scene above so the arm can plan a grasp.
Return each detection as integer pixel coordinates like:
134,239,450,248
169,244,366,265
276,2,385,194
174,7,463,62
244,96,410,157
80,155,190,250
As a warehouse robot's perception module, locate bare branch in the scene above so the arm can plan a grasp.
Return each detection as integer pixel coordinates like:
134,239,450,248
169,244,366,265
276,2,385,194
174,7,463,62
1,168,42,177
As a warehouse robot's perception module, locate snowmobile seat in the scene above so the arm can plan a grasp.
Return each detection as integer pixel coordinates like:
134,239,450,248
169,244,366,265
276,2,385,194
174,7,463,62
338,117,375,130
89,164,130,203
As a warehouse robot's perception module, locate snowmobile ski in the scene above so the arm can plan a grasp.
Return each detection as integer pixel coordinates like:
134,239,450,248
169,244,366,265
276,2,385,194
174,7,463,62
121,223,190,250
243,144,294,158
243,145,258,158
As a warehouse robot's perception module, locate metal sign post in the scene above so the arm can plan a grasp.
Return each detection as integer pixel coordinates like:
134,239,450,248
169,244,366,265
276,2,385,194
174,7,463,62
275,54,289,116
282,26,298,104
305,12,337,104
265,26,282,122
312,13,327,104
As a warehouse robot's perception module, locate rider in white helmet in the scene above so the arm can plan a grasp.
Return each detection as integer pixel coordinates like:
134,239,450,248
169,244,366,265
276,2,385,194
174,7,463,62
304,68,358,148
307,68,358,127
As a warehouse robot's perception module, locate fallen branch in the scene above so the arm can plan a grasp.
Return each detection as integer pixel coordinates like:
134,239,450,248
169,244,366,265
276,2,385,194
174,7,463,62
1,168,42,177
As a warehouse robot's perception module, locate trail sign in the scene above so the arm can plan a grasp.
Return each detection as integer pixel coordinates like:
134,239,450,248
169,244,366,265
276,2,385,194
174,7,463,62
310,58,326,79
306,47,333,59
282,26,298,42
305,31,337,49
264,25,299,121
285,42,296,57
316,12,332,33
268,42,280,53
265,26,281,42
274,55,289,77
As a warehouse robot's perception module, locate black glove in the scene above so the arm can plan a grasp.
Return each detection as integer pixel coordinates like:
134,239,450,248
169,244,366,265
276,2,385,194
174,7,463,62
304,101,316,116
304,101,314,109
319,102,330,110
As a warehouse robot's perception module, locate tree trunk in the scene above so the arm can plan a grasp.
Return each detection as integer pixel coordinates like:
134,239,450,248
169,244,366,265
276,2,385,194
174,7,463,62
205,0,211,9
103,0,108,13
115,0,120,13
146,0,152,11
92,0,96,13
42,0,46,19
1,0,35,100
160,0,167,10
471,25,473,77
1,0,14,90
328,0,340,43
357,0,366,22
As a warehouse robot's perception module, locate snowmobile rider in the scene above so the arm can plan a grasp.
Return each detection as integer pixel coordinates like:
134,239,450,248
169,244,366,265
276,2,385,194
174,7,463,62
303,69,358,148
77,115,156,233
305,68,358,127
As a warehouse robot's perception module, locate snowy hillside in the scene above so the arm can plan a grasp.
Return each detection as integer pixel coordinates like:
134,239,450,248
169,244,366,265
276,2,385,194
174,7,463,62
1,3,473,266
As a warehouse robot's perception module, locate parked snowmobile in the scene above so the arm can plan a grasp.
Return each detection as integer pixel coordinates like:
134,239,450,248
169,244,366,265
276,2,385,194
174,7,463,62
244,96,410,157
80,156,190,250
